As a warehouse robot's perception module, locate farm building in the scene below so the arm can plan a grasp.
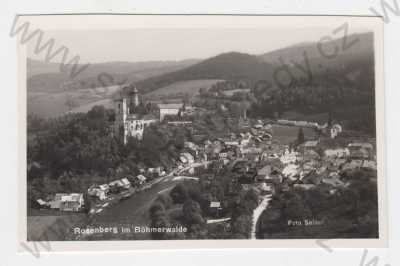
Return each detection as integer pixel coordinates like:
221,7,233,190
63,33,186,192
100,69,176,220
50,193,84,212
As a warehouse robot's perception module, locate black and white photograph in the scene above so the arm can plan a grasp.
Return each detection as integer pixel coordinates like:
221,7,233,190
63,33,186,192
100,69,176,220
19,15,386,248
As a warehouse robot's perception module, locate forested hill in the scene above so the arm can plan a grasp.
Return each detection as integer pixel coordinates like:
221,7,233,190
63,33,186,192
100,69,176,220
136,52,276,94
259,32,373,67
136,32,374,95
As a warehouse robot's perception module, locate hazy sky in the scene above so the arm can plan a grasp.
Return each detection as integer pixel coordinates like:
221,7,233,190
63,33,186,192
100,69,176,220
28,27,370,63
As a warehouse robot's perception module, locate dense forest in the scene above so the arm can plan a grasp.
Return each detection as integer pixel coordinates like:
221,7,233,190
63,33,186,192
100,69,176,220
257,169,378,239
27,106,191,206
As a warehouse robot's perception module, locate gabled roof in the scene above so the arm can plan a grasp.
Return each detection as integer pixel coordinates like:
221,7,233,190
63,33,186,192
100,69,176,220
60,193,83,202
257,165,272,176
303,140,319,147
210,201,221,208
136,175,147,181
99,184,110,190
120,178,131,185
158,103,183,109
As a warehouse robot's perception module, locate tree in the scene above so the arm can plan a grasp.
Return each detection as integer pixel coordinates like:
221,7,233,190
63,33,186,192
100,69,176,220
149,202,166,220
182,199,205,226
155,194,173,209
327,110,333,127
231,214,252,238
297,127,305,145
65,95,78,111
170,183,189,204
149,202,171,240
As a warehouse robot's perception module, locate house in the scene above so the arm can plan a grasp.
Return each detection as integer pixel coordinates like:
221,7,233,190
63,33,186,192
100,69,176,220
36,199,49,208
257,182,275,195
362,160,377,170
109,179,124,188
210,201,221,208
349,148,371,159
184,141,199,151
322,175,346,188
241,147,262,156
256,165,272,182
294,184,316,190
282,164,300,180
99,184,110,193
136,175,147,185
158,103,184,121
330,124,343,139
342,160,363,170
50,193,84,212
220,158,230,165
208,201,223,217
219,152,228,159
303,149,320,161
324,148,350,158
88,185,108,200
254,123,263,129
180,152,195,165
280,150,299,165
223,140,240,147
59,193,84,212
147,167,165,177
348,143,374,150
301,170,322,185
120,178,131,189
302,140,319,150
50,193,68,209
348,143,374,159
240,136,252,146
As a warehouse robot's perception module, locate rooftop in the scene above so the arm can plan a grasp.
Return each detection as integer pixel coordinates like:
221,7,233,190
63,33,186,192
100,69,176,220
303,140,319,147
158,103,184,109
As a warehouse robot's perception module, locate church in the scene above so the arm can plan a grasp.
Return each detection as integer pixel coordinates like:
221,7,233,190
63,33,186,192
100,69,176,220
114,84,158,144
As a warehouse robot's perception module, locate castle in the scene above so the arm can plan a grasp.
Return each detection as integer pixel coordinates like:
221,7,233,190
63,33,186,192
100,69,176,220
114,84,158,144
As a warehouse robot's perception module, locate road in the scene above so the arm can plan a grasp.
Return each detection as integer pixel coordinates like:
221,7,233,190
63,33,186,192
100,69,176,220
250,194,272,239
78,161,209,240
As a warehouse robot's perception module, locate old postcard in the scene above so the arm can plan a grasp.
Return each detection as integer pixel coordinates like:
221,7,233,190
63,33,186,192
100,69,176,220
17,15,386,251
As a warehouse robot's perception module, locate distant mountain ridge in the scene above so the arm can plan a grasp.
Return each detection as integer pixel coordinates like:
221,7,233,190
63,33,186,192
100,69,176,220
136,32,374,94
27,32,375,118
27,58,201,92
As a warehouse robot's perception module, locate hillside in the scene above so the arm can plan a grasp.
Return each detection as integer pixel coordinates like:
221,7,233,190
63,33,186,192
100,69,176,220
145,79,224,100
27,58,200,117
259,32,373,65
136,52,276,94
259,32,374,85
27,58,200,92
135,32,374,95
27,32,375,120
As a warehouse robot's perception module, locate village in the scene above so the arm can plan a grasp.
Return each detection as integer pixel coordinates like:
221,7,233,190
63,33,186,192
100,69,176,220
33,85,377,239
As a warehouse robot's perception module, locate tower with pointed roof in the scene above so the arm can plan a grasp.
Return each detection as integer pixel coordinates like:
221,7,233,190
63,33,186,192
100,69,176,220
114,84,157,144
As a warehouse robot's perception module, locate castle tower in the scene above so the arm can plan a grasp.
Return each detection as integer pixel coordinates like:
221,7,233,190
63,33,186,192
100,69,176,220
128,85,140,114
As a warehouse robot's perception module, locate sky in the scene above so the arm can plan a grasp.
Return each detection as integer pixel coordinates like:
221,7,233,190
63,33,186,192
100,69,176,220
27,27,370,64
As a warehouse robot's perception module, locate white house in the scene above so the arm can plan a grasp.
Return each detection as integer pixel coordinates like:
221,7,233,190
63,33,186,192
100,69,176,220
180,152,195,165
324,148,350,158
136,175,147,185
282,164,300,180
280,150,299,165
50,193,84,212
88,185,108,200
158,103,184,121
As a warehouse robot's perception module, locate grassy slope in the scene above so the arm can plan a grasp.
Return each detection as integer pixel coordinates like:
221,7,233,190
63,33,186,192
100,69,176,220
145,79,223,98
